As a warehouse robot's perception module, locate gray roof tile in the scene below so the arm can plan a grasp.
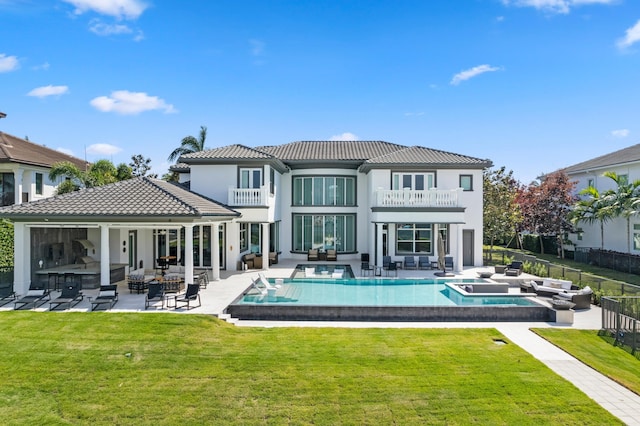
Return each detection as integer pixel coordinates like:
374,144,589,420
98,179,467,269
0,177,239,220
562,143,640,175
0,132,89,170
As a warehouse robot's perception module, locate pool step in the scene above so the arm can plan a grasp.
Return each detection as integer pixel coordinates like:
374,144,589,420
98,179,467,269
216,313,239,325
280,284,302,301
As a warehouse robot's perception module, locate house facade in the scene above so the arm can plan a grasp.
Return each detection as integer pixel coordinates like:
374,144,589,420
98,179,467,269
563,143,640,253
176,140,491,271
0,131,89,206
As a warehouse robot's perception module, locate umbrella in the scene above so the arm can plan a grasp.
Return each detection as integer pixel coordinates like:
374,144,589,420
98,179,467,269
437,232,446,272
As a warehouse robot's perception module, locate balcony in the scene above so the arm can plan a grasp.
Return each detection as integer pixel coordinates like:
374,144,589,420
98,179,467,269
228,186,269,207
374,188,462,208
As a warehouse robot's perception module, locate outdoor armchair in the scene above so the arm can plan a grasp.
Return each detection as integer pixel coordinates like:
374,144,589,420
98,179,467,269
326,249,337,261
404,256,417,269
418,256,431,270
505,261,523,277
307,249,319,261
145,282,165,310
172,283,201,310
444,256,454,271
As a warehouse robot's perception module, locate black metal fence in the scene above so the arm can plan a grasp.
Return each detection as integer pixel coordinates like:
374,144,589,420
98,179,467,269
601,296,640,358
575,247,640,275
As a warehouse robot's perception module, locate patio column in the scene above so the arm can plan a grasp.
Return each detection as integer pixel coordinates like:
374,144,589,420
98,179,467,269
100,225,110,286
14,168,23,205
454,224,463,273
184,224,194,284
211,222,220,281
261,223,269,270
13,222,28,295
375,223,384,267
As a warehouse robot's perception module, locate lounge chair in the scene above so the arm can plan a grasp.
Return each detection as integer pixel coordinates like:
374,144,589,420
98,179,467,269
49,282,83,311
14,287,50,310
90,285,118,311
172,283,201,310
530,279,577,297
257,273,282,291
326,249,337,261
305,267,316,277
404,256,417,269
197,271,209,289
145,282,165,310
0,282,16,307
505,261,523,277
444,256,454,271
418,256,431,270
307,249,319,261
331,269,344,278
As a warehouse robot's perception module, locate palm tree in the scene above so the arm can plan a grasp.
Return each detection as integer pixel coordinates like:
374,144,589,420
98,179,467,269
601,171,640,253
570,186,613,250
167,126,208,162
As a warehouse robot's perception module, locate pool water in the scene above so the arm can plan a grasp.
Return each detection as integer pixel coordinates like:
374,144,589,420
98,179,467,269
239,278,537,307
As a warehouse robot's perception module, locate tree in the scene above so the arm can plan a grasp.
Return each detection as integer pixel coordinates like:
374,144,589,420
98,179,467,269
129,154,156,178
601,171,640,253
518,171,577,256
117,163,133,181
483,167,522,257
168,125,208,162
570,186,612,250
162,171,180,182
49,159,132,195
48,161,84,194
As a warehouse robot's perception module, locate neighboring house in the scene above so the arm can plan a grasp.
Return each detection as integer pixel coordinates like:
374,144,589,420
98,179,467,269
562,143,640,253
177,140,491,271
0,131,89,206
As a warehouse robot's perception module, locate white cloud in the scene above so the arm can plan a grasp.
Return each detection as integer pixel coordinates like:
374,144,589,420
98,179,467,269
56,147,75,156
450,64,501,85
329,132,359,141
611,129,630,138
89,20,132,36
617,19,640,50
32,62,50,71
0,53,19,72
86,143,122,155
63,0,148,20
501,0,615,14
249,39,265,56
90,90,177,115
27,85,69,98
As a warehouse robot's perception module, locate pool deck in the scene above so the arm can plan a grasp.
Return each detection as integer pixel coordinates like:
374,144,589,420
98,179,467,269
3,259,639,425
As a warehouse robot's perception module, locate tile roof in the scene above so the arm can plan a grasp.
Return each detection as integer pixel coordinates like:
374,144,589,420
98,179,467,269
562,143,640,175
0,131,89,170
0,177,239,220
257,140,404,161
181,144,275,160
361,146,491,169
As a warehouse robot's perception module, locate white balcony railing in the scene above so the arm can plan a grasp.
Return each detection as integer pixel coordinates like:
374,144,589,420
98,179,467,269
374,188,462,208
228,185,269,206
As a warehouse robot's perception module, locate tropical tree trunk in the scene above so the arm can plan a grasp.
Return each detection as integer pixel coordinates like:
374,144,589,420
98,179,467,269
539,234,545,254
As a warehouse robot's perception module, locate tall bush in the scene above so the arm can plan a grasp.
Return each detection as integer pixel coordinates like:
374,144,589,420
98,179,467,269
0,220,14,269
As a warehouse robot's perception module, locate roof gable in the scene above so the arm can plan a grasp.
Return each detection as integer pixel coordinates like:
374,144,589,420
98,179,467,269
0,177,239,220
0,132,89,170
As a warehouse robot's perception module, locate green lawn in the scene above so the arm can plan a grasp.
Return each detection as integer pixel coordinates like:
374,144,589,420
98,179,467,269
0,313,621,425
533,328,640,395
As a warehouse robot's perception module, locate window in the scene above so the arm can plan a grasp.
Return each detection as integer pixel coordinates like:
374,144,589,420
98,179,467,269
269,222,280,253
269,168,275,195
293,214,355,252
619,174,629,186
587,178,594,188
239,223,248,252
633,224,640,251
240,168,261,189
459,175,472,191
35,173,43,195
250,223,261,253
392,172,434,190
0,173,15,206
396,223,432,254
292,176,356,206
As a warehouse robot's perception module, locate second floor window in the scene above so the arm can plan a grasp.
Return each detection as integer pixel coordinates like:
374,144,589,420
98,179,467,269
35,172,43,195
293,176,356,206
392,172,434,190
240,168,261,189
0,173,15,206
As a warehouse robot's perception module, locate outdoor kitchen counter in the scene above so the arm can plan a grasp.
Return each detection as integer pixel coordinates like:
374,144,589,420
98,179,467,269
35,263,127,289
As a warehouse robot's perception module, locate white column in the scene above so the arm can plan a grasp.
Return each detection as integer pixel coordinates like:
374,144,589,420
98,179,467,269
376,223,384,266
455,224,463,273
184,224,194,284
13,223,28,295
100,225,110,286
261,223,270,270
211,223,220,281
14,169,23,205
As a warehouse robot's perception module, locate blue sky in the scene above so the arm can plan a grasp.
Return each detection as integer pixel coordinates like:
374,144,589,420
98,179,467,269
1,0,640,183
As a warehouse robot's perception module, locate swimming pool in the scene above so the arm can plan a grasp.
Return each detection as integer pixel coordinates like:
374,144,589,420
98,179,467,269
226,278,550,322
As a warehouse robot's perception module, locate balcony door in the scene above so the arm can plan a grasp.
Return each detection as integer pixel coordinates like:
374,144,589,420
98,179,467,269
392,172,434,190
240,168,262,189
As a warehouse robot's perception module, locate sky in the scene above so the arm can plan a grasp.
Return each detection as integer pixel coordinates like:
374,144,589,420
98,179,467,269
1,0,640,184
